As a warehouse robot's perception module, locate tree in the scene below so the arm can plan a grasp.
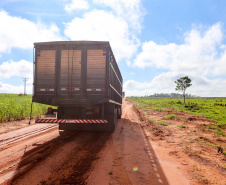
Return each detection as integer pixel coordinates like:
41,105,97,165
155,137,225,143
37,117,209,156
175,76,192,103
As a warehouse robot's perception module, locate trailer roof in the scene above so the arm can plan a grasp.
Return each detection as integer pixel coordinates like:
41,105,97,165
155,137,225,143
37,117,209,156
34,41,110,46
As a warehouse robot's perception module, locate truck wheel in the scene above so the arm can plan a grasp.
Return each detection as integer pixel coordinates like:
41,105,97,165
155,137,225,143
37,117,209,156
117,106,122,119
107,103,116,131
57,107,63,119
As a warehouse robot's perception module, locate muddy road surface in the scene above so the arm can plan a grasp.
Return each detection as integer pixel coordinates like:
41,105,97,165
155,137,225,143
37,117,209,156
0,99,191,185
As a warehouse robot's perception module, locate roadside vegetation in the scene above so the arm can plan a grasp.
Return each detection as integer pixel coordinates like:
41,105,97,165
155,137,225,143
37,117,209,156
128,96,226,182
128,97,226,136
0,94,56,123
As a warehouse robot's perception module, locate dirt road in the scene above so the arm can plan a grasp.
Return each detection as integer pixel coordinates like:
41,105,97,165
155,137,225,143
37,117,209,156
0,99,201,184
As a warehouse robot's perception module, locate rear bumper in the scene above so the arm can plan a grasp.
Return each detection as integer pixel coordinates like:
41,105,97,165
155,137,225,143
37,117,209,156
35,119,107,124
35,119,113,131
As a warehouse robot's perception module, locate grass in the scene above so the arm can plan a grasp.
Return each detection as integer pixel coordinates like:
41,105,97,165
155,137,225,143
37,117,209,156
0,93,56,123
165,114,177,120
129,97,226,136
152,107,163,112
190,129,197,132
195,174,208,183
148,118,155,123
206,125,216,130
189,138,198,143
179,125,186,128
156,121,168,126
204,142,219,147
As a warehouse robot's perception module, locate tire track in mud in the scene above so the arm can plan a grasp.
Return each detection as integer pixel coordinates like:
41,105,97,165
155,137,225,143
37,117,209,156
0,125,58,152
40,131,113,185
2,131,113,185
1,130,78,185
107,122,132,185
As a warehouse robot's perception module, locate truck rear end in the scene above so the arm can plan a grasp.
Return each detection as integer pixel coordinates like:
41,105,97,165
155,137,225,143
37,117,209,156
33,41,122,131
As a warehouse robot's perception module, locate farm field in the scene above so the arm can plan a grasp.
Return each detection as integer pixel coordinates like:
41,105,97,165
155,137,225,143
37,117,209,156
128,97,226,136
0,93,55,123
127,97,226,183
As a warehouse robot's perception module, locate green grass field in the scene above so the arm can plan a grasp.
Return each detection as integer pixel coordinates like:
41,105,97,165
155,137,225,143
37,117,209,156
128,97,226,136
0,94,56,123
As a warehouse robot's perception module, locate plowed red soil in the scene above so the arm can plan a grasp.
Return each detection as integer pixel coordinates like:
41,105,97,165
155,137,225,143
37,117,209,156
0,99,225,184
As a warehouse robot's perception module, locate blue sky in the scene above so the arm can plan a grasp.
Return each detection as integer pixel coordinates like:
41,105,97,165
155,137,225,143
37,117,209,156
0,0,226,97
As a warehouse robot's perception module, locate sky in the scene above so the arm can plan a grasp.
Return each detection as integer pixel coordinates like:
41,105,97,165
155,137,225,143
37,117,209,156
0,0,226,97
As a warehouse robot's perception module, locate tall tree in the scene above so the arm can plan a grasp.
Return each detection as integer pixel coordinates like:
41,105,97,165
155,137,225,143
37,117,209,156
175,76,192,103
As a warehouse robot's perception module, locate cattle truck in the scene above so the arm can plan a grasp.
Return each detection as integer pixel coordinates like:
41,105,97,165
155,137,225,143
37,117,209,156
32,41,123,131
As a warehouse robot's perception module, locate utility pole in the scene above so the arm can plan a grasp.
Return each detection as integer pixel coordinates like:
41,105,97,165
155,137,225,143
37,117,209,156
23,78,28,95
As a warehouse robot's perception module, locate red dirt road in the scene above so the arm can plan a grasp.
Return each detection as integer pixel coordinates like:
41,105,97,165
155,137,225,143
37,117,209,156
0,99,197,184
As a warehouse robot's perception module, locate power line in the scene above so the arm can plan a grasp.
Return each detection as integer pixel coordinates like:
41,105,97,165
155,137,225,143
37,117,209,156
22,78,29,95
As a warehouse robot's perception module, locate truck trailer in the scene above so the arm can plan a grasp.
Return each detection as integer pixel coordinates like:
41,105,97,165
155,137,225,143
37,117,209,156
32,41,123,131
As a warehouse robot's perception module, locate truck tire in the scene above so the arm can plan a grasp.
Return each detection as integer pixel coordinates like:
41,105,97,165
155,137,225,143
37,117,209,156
107,103,116,131
117,106,122,119
57,107,63,119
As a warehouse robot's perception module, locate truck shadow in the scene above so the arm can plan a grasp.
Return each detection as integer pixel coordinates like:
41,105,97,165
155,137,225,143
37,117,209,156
139,123,170,185
9,129,112,184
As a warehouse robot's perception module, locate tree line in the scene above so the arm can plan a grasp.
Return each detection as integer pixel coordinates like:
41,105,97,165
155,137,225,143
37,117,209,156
134,93,199,98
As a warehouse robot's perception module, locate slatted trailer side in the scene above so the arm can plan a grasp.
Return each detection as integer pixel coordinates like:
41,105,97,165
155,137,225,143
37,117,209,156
33,41,122,131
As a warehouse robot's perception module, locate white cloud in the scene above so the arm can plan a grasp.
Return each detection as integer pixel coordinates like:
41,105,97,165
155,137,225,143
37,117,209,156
124,89,160,97
124,72,178,91
65,0,89,12
0,60,33,79
123,72,177,97
0,10,63,53
212,48,226,76
124,79,151,89
0,81,32,94
93,0,144,32
133,23,225,77
64,10,139,61
124,71,226,97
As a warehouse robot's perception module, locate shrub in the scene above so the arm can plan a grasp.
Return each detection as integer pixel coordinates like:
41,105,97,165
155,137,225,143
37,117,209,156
157,122,168,126
166,114,177,120
179,125,186,128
